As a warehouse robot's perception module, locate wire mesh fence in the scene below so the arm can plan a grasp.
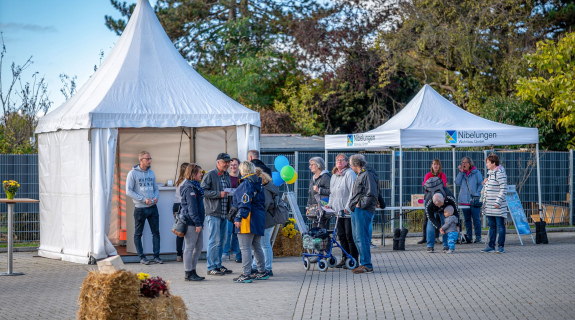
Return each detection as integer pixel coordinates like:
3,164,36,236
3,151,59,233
0,150,573,245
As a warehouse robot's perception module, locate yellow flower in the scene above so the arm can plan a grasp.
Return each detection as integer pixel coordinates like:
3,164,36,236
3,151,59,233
137,272,150,281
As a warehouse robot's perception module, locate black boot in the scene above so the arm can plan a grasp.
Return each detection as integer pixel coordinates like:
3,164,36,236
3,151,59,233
540,221,549,244
398,228,409,250
185,271,193,281
535,221,542,244
393,228,401,250
186,270,205,281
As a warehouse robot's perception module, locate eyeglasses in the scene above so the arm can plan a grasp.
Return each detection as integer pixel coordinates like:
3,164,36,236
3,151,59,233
309,163,317,167
142,158,152,161
461,161,469,164
335,159,346,162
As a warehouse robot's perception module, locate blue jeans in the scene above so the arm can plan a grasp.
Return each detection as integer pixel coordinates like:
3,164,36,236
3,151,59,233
427,213,447,248
223,221,240,256
351,208,374,269
206,215,228,271
447,231,459,250
487,216,506,249
462,206,482,240
133,205,160,259
252,226,274,271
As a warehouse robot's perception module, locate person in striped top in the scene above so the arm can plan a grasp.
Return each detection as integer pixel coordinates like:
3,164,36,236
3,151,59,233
480,154,508,254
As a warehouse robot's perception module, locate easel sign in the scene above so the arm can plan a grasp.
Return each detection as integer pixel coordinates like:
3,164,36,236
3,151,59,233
505,185,535,245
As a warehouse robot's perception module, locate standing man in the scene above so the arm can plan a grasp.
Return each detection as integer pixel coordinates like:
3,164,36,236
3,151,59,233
126,151,161,265
248,149,272,176
202,153,234,275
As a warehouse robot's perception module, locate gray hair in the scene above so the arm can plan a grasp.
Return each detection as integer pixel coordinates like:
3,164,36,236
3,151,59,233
239,161,256,176
432,193,444,206
349,154,367,168
461,156,475,167
309,157,325,171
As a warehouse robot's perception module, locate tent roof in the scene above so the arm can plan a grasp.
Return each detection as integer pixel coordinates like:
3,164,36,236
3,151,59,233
36,0,260,134
325,84,539,149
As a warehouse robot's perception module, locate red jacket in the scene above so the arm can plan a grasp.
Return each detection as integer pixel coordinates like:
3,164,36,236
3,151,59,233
423,172,447,186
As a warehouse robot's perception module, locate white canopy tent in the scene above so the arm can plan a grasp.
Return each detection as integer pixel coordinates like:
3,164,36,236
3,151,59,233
325,84,542,225
35,0,260,263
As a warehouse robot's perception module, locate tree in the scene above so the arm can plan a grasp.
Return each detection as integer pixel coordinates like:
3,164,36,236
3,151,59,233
516,31,575,148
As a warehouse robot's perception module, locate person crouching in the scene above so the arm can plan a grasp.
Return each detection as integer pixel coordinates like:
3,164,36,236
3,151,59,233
439,205,459,254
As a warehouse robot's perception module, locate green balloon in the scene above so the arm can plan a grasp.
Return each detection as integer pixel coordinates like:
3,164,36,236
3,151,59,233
280,165,295,181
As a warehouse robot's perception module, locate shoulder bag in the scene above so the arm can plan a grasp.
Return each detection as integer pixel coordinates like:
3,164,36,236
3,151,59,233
465,177,482,208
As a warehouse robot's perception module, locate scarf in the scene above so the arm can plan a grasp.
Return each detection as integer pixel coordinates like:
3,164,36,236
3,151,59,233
190,180,204,196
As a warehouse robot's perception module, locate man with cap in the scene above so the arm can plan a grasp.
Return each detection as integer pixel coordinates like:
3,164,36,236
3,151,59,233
201,153,234,275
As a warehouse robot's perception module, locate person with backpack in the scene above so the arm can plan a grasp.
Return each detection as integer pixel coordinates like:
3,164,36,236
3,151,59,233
455,156,483,244
326,153,357,268
418,159,447,244
425,193,459,253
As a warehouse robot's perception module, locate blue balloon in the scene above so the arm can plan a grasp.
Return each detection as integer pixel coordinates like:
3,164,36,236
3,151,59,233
272,171,284,187
274,156,290,172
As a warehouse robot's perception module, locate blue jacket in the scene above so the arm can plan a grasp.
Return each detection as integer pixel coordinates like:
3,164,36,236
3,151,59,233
180,180,205,227
232,174,265,236
455,167,483,204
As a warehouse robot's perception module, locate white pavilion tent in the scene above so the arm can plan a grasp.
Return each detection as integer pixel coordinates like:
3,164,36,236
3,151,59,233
325,84,542,221
35,0,260,263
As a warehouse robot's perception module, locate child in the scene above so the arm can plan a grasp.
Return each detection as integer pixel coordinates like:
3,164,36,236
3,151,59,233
439,205,459,254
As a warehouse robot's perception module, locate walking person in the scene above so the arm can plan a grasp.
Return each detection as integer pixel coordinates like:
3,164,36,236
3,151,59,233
418,159,446,244
252,168,280,276
481,154,508,253
455,156,483,244
202,153,234,275
348,154,380,274
231,161,268,283
180,164,206,281
306,157,331,229
439,206,459,254
173,162,189,262
327,153,358,268
223,158,242,263
126,151,162,265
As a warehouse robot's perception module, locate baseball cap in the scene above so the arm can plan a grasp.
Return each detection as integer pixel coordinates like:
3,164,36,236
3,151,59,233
216,153,232,161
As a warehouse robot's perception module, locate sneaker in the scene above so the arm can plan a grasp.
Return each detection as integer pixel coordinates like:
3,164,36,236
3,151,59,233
435,238,442,244
497,247,504,254
474,238,483,244
335,259,346,268
235,257,242,263
446,249,454,254
153,257,163,264
352,266,373,274
416,239,426,244
219,266,233,274
140,258,150,265
426,247,435,253
176,256,183,262
267,270,274,277
208,269,225,276
233,274,253,283
222,254,230,260
370,242,377,248
481,247,495,253
442,247,449,253
250,271,270,280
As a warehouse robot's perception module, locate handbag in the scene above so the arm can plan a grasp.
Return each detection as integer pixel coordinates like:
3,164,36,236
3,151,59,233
465,178,483,208
171,214,187,238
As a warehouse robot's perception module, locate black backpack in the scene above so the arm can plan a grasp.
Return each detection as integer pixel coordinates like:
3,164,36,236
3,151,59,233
424,177,446,198
271,193,289,225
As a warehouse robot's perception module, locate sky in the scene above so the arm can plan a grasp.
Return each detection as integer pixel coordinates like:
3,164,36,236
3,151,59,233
0,1,147,111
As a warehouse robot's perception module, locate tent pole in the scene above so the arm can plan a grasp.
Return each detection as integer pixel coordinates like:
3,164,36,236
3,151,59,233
192,128,196,163
391,148,395,207
536,144,543,219
399,145,403,229
452,146,457,199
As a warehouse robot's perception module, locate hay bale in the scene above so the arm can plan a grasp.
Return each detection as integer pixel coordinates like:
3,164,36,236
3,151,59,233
138,295,188,320
77,270,140,320
273,233,303,257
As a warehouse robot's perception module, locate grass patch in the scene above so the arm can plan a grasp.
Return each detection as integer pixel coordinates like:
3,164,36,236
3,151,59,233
0,242,38,248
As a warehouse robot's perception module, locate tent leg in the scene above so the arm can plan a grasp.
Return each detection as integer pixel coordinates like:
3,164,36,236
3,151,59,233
452,146,457,199
536,144,543,220
399,145,403,229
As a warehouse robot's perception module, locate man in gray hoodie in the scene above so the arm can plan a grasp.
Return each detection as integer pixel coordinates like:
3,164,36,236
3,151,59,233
126,151,161,265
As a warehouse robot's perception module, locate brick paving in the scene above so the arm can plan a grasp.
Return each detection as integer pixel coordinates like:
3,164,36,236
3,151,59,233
1,232,574,319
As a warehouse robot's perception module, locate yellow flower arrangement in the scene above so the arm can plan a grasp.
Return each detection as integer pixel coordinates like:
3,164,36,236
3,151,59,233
137,272,150,281
281,218,299,239
3,180,20,195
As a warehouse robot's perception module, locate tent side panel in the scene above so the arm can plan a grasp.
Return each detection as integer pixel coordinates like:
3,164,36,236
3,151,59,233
236,124,260,161
195,126,238,168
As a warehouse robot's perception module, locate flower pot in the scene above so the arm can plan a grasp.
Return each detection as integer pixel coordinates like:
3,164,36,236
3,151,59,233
6,191,15,200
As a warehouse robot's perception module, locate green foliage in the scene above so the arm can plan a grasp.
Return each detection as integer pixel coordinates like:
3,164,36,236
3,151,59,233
516,32,575,148
274,80,323,136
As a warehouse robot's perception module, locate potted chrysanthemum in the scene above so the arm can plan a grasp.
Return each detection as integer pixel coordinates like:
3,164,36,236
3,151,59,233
3,180,20,199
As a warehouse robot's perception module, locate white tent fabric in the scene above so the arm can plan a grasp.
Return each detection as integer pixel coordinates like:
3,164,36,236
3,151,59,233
325,84,538,149
35,0,260,263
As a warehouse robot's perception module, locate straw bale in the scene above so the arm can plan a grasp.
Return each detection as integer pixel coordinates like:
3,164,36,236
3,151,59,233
273,233,303,257
137,295,188,320
77,270,140,320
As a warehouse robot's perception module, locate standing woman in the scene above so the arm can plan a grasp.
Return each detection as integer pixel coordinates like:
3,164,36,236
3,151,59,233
252,168,280,276
327,154,358,268
481,154,508,253
173,162,189,261
223,158,242,263
180,164,206,281
306,157,331,228
418,159,447,244
232,161,268,283
455,156,483,243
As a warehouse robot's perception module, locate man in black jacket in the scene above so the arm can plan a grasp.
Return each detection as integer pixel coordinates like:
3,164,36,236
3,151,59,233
424,193,459,253
248,150,272,176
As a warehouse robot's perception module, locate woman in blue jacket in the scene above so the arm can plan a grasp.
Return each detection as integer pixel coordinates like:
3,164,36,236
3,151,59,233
180,164,206,281
231,161,268,283
455,156,483,243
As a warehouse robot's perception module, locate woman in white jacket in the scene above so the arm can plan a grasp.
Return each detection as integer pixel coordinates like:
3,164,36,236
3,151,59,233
481,153,508,254
327,154,357,268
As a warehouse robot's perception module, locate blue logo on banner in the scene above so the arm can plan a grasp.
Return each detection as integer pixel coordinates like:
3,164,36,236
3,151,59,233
445,130,457,143
347,134,354,146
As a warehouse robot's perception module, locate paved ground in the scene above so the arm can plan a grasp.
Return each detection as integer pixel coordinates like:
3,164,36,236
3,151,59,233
1,232,574,320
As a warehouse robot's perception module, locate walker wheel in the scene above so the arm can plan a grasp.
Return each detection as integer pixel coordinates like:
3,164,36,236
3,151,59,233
327,256,337,268
318,259,328,272
346,258,357,270
303,257,311,271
